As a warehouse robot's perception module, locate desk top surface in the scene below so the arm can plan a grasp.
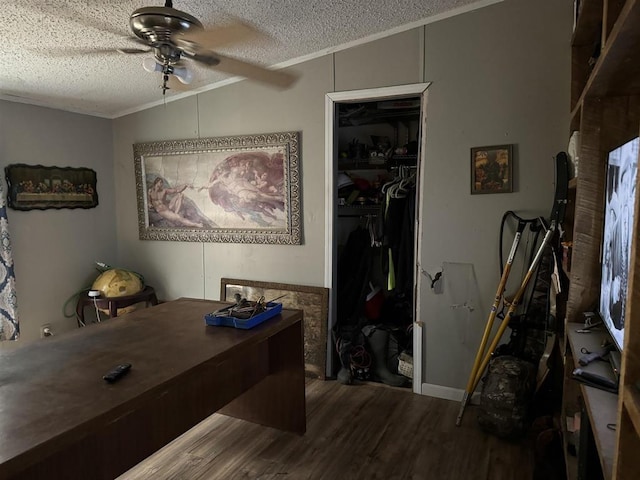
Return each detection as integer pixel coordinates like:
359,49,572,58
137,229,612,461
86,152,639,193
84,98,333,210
0,298,302,469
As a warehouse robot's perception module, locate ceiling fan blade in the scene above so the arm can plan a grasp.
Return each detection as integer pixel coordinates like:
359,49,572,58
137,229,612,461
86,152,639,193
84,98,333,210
40,47,148,57
190,52,298,89
116,47,152,55
174,19,270,50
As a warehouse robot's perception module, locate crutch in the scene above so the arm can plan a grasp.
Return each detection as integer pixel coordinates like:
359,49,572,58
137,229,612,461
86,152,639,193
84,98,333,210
456,216,551,426
455,215,527,425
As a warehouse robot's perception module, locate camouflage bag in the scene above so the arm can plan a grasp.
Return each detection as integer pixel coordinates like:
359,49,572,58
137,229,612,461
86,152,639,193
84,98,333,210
477,355,537,438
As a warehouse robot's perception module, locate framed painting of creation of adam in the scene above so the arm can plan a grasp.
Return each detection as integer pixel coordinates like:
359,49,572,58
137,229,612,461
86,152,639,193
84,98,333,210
134,132,301,244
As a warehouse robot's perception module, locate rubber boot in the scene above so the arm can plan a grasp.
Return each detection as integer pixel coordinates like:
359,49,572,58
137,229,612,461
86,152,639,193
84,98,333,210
366,328,407,387
335,335,355,385
337,367,353,385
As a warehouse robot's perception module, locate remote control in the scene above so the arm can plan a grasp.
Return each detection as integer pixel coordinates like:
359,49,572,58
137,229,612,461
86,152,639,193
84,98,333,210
103,363,132,383
572,368,618,393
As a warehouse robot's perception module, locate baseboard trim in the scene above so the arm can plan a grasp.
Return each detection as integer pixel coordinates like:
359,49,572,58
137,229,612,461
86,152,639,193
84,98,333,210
421,383,480,404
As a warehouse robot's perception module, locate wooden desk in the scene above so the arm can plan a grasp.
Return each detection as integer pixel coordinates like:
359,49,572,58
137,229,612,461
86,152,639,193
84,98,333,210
75,286,159,326
0,298,305,480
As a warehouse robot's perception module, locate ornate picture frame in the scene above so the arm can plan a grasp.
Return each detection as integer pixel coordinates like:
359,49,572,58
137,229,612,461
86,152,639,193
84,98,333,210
471,144,514,194
4,164,98,211
134,131,301,244
220,277,329,379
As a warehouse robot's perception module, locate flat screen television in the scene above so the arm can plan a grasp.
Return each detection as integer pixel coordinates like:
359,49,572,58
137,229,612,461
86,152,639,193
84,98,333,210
599,136,639,351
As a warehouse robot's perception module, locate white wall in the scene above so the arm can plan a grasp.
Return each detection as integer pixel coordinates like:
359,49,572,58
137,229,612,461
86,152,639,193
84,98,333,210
0,0,571,390
420,0,572,390
109,0,569,391
0,101,116,341
112,28,426,297
113,57,334,301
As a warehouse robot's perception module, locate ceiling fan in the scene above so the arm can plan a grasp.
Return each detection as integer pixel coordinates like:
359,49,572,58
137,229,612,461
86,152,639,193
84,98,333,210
118,0,298,94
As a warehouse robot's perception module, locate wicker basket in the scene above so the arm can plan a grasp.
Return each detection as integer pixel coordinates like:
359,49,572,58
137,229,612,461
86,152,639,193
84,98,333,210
398,352,413,378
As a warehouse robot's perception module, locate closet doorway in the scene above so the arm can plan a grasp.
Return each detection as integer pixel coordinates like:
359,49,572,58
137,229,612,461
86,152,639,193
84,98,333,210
324,83,430,393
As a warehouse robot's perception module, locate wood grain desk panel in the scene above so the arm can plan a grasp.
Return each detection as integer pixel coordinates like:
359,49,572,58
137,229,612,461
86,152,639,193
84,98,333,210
0,298,305,480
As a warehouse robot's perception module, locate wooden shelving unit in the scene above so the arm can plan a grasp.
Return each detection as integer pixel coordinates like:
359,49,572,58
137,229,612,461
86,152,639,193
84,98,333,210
623,387,640,434
563,1,640,478
566,324,619,477
561,345,581,480
616,155,640,477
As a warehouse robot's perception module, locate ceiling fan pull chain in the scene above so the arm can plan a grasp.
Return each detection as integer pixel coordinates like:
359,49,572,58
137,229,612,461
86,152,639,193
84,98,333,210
162,74,170,95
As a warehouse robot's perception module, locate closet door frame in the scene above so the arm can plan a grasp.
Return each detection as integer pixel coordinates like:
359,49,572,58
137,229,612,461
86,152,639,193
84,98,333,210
324,83,431,391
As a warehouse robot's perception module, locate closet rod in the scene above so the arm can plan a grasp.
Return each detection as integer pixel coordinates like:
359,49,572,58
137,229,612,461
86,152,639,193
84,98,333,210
388,165,417,170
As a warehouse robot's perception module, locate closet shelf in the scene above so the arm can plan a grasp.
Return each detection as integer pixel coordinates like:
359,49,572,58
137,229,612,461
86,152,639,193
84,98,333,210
337,205,381,217
338,160,388,171
389,154,418,165
338,154,417,172
339,110,420,128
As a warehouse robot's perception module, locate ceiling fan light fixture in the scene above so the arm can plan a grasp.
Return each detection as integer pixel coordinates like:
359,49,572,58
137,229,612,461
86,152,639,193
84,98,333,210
130,6,203,44
142,58,193,85
172,66,193,84
128,1,297,95
142,57,162,73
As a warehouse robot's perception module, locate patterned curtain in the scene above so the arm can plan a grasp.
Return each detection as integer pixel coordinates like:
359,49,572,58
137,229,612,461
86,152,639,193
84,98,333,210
0,179,18,341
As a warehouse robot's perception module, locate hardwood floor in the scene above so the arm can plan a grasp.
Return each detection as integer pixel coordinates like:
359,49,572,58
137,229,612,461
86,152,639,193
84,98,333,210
119,379,537,480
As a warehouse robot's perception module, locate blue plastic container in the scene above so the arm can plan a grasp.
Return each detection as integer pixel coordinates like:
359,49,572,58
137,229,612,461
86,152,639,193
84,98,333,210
204,302,283,329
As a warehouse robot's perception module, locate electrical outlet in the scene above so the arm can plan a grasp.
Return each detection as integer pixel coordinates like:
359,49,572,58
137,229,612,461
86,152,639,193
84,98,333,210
40,324,52,338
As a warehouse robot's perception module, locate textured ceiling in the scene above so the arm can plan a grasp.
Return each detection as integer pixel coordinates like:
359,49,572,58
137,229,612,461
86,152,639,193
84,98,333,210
2,0,489,118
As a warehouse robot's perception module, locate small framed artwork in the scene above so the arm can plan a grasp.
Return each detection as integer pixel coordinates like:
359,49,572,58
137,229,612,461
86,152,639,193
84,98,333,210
4,164,98,210
134,131,301,244
471,144,514,194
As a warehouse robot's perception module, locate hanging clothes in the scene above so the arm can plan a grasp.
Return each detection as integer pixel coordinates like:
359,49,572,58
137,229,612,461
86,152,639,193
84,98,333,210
395,186,416,295
380,167,416,297
384,193,407,291
336,225,373,328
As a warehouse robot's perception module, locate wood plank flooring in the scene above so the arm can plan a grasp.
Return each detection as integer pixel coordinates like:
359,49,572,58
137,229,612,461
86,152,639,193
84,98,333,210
119,379,536,480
